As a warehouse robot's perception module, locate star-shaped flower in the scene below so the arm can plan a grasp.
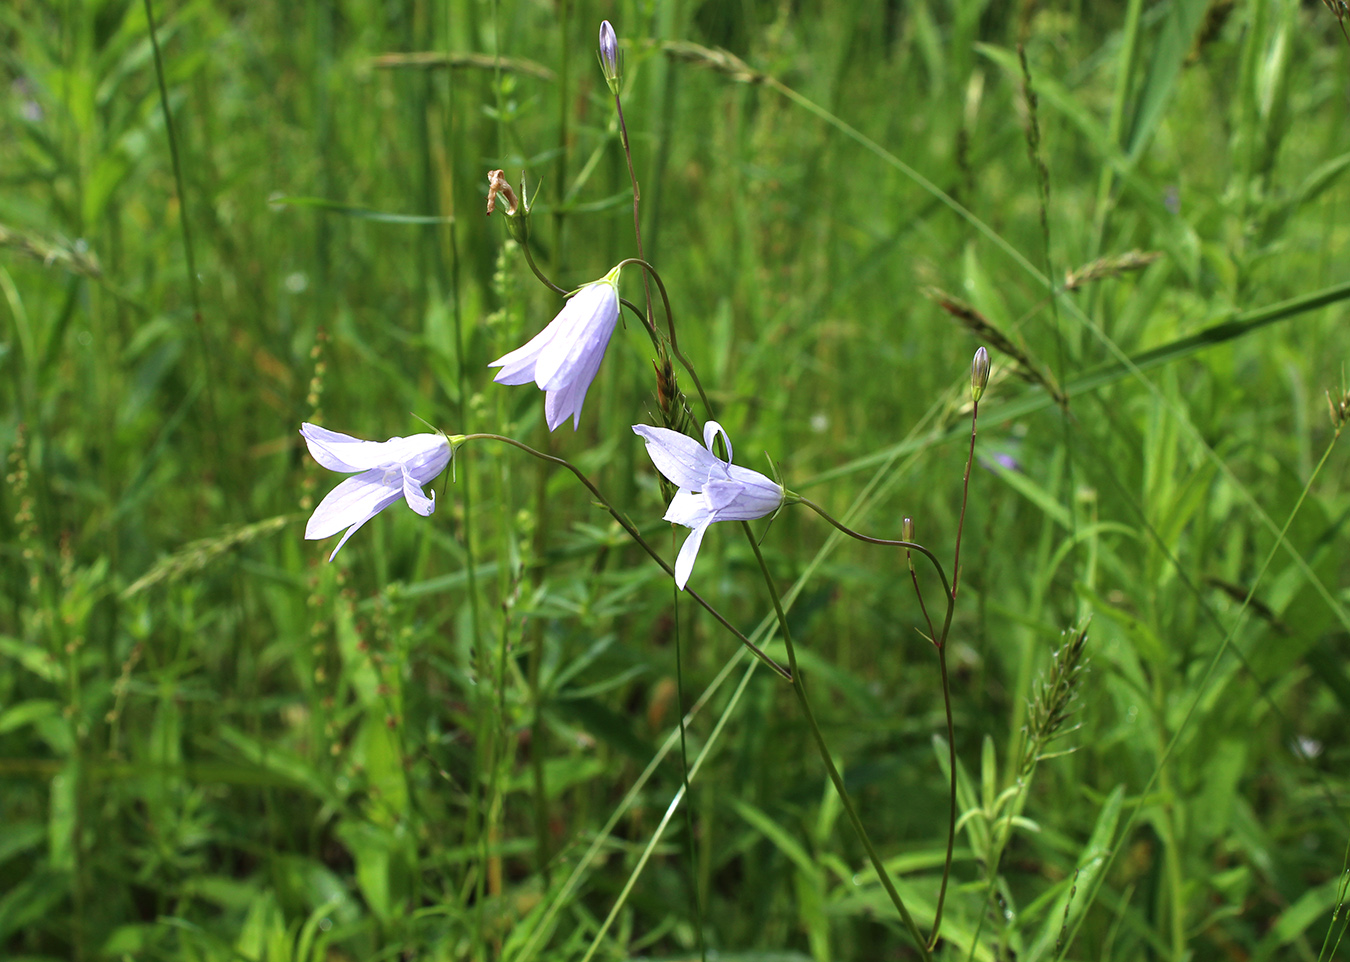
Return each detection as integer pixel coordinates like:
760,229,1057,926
489,265,622,431
632,420,784,589
300,423,451,560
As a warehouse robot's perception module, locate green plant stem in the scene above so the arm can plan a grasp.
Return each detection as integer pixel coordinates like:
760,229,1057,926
143,0,222,483
518,235,568,296
739,521,930,961
460,434,790,680
952,400,978,595
615,256,715,420
928,399,981,944
797,498,953,613
670,545,707,962
799,496,963,945
613,91,655,329
929,642,957,949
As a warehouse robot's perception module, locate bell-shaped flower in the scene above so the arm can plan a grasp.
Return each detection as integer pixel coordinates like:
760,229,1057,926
300,422,452,561
632,420,783,590
489,265,622,432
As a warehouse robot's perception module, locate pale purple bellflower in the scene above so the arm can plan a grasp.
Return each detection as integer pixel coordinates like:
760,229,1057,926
632,421,784,590
300,423,452,561
489,265,622,431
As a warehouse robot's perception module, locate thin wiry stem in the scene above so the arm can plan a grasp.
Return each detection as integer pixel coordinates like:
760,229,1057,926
797,495,964,945
143,0,222,476
615,256,716,421
952,400,979,595
740,521,931,961
671,549,707,962
518,236,567,296
460,434,791,681
929,399,981,943
796,497,954,608
929,643,958,949
613,91,655,329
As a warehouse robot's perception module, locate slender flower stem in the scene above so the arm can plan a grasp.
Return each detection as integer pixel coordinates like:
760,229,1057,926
927,399,981,943
518,237,567,296
952,400,979,596
907,557,939,645
929,643,958,949
460,434,791,681
614,257,716,420
799,496,964,944
613,92,655,329
671,549,708,962
739,521,931,961
797,498,954,609
143,0,224,490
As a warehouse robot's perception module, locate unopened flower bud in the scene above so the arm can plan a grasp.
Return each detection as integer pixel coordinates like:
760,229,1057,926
902,517,915,542
599,21,621,91
971,346,990,403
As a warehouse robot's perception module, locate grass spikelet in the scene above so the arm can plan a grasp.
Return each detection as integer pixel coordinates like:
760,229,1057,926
7,424,41,599
120,515,295,598
0,223,103,280
659,40,768,85
301,327,329,513
923,286,1068,407
1063,250,1163,292
1327,378,1350,434
1021,621,1090,776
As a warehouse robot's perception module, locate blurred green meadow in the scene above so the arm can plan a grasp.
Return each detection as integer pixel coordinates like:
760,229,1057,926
3,0,1350,958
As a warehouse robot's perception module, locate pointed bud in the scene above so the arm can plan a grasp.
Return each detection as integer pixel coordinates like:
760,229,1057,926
971,346,990,403
598,21,621,91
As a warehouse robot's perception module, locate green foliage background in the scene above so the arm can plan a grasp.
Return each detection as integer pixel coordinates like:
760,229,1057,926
2,0,1349,959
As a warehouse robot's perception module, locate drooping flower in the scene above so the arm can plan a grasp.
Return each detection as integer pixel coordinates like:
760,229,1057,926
300,423,452,561
490,265,622,431
632,421,784,590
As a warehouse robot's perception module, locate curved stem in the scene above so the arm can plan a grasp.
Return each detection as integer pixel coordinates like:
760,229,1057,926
797,497,954,608
799,496,964,946
616,256,716,421
518,238,567,296
460,434,791,681
739,521,931,960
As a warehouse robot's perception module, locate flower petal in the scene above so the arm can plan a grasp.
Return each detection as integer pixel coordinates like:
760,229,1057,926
301,424,447,474
632,424,723,490
305,469,403,540
702,421,733,463
301,423,379,473
674,519,713,590
489,321,558,385
327,513,377,561
534,282,619,392
718,464,784,520
663,488,712,528
401,463,437,517
543,332,609,431
703,478,743,513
